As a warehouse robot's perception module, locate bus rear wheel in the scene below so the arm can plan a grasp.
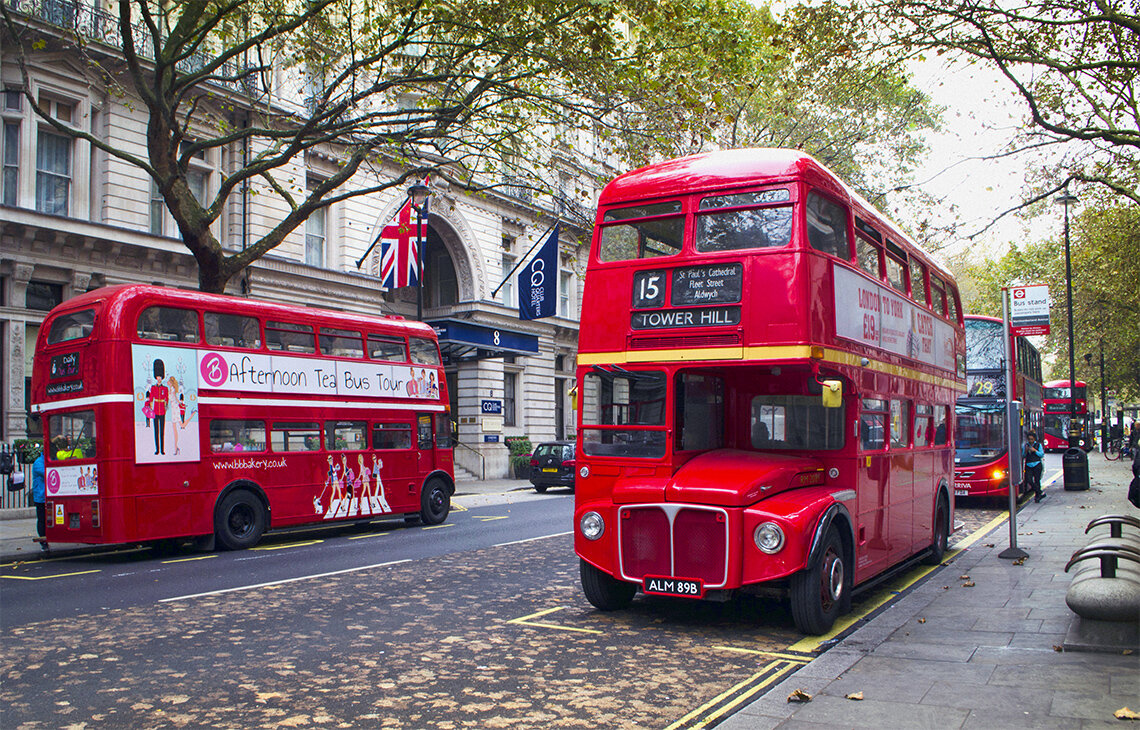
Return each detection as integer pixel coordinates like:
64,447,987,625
419,478,450,525
580,559,636,611
215,490,266,550
790,528,848,635
922,494,950,566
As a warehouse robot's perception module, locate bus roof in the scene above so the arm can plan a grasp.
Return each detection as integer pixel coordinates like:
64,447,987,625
598,148,954,281
55,284,437,339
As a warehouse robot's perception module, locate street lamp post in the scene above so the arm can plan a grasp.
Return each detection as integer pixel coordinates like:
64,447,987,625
1057,187,1080,447
1084,342,1107,452
408,180,431,322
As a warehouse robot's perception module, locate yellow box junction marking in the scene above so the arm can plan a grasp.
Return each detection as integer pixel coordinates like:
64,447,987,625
473,516,509,522
507,606,604,635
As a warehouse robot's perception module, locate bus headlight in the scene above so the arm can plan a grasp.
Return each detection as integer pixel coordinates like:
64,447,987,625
579,465,590,479
991,468,1005,481
753,522,785,554
580,511,605,540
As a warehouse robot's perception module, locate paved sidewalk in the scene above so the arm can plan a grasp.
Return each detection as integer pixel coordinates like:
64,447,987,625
721,455,1140,729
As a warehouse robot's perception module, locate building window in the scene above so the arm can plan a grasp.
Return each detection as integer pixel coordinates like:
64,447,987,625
2,121,17,206
36,129,70,215
26,281,64,311
306,205,326,267
187,167,207,205
504,371,517,427
501,250,515,306
149,180,165,235
560,269,572,318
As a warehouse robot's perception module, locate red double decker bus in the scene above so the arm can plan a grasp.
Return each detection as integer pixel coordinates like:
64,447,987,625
953,315,1043,498
573,149,965,634
31,285,454,550
1042,379,1091,451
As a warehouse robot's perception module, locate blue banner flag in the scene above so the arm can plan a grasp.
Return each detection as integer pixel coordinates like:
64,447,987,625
517,224,559,320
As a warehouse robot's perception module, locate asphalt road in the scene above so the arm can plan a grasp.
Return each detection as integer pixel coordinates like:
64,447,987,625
0,481,1025,729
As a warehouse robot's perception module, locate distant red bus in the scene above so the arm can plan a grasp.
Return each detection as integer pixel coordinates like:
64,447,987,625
573,149,966,634
1042,379,1091,451
953,315,1043,497
31,285,454,550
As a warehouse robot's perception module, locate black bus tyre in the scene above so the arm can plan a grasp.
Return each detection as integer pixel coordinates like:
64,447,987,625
419,478,450,525
790,528,848,635
534,484,548,494
580,559,636,611
215,490,266,550
922,494,950,566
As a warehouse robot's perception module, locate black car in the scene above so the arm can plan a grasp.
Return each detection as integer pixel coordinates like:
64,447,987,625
529,441,575,493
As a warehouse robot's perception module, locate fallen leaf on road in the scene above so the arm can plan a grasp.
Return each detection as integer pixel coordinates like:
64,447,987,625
787,689,813,703
846,692,864,701
962,581,975,587
1053,645,1063,652
1013,558,1026,566
959,575,970,580
1114,707,1139,720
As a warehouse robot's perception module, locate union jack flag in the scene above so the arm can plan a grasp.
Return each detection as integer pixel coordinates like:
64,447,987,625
378,189,428,289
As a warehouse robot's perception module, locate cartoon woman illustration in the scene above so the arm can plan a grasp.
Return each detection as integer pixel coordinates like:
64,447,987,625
356,453,373,516
148,359,169,455
370,455,391,513
166,375,181,455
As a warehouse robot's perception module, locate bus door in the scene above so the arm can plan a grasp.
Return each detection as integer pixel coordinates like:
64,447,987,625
371,420,419,513
856,398,892,580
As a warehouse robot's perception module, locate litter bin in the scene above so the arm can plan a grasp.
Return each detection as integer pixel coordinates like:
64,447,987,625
1062,447,1090,491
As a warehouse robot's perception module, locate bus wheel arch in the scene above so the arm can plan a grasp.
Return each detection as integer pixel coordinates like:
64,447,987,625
580,559,637,611
214,481,270,550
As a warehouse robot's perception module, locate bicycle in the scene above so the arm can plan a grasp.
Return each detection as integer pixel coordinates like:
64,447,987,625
1105,438,1123,460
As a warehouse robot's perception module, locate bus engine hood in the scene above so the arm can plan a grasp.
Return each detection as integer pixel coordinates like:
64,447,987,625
665,450,827,507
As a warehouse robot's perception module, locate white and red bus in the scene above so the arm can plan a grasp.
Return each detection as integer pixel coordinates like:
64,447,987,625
953,315,1043,498
31,285,454,550
573,149,965,634
1042,379,1091,451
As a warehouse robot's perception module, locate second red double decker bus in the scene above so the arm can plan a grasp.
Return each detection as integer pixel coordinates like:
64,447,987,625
1042,379,1092,451
573,149,966,634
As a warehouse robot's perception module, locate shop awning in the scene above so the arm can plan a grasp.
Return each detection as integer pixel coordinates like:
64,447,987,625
428,319,539,363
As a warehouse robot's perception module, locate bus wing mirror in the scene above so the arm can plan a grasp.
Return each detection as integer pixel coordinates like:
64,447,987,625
821,380,843,408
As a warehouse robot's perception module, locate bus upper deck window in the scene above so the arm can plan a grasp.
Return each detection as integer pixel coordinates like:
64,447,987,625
599,201,683,261
695,189,792,252
369,334,407,362
205,312,261,349
805,192,850,259
931,277,947,316
266,321,315,353
320,328,364,359
857,237,881,278
909,259,928,304
885,254,906,292
47,308,95,344
137,306,199,343
409,337,440,365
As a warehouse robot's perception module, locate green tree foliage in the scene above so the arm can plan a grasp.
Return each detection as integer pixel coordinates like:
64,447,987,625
868,0,1140,210
951,202,1140,400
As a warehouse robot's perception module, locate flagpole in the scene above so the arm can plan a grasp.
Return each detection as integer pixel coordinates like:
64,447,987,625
491,220,560,298
408,181,431,321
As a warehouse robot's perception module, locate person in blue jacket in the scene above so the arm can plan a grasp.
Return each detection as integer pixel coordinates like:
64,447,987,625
32,450,47,550
1023,430,1045,502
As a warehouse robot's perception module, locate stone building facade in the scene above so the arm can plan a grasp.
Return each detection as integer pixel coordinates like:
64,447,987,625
1,2,603,478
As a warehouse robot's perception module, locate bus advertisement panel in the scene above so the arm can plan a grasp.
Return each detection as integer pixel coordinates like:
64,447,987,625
574,149,965,635
33,285,454,550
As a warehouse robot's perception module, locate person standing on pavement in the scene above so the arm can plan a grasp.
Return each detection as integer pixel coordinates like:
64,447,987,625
32,448,48,551
1023,430,1046,502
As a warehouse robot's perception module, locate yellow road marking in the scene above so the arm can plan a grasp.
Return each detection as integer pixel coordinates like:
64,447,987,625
348,532,390,540
665,659,801,730
251,539,323,551
161,555,217,564
422,523,455,531
712,646,813,662
2,569,101,581
955,513,1009,550
451,503,468,512
507,606,604,635
474,516,509,522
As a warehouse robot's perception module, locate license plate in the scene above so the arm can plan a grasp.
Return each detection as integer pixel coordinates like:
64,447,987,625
955,489,969,496
643,576,704,598
542,468,558,473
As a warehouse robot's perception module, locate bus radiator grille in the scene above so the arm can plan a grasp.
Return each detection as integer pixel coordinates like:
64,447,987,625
619,507,728,586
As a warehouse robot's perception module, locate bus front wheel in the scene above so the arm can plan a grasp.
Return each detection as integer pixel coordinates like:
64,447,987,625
419,478,450,525
790,528,848,635
215,490,267,550
580,559,636,611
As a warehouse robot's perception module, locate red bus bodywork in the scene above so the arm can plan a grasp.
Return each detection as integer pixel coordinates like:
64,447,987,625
574,149,966,634
1042,379,1090,451
31,285,454,549
953,315,1044,498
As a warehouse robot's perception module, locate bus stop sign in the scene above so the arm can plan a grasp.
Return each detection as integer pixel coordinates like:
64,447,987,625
1010,284,1050,336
